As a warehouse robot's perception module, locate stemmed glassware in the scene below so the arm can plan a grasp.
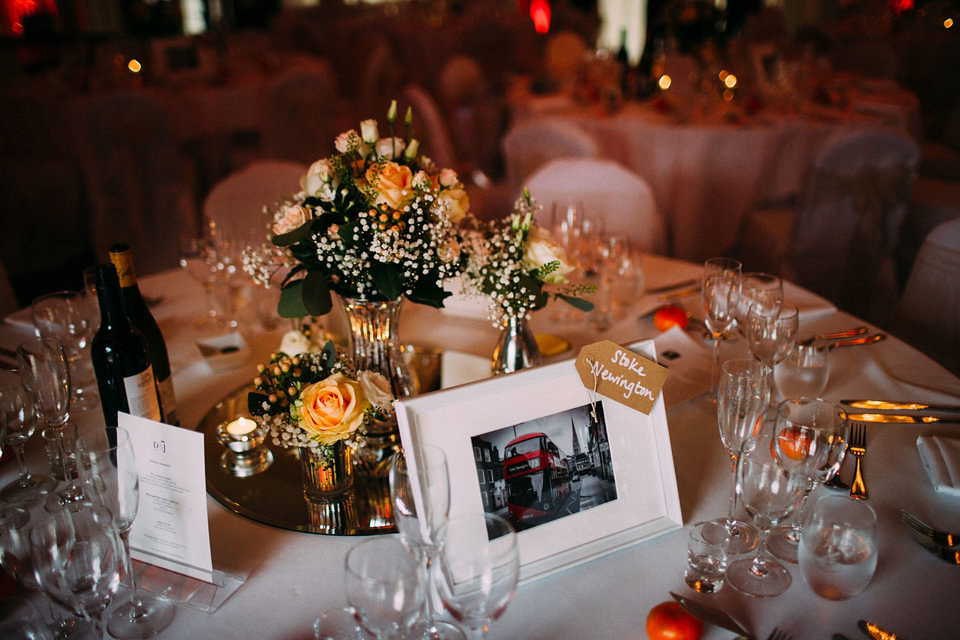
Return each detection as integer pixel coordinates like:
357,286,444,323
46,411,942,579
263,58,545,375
30,502,124,639
744,304,799,401
177,231,222,327
0,372,57,502
725,432,806,598
734,272,783,336
344,536,427,639
31,291,97,412
712,358,771,555
434,513,519,640
77,426,176,639
388,447,464,640
701,257,741,393
767,398,849,564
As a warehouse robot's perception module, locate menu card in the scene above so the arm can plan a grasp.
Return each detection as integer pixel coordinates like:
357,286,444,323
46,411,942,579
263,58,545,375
118,412,213,581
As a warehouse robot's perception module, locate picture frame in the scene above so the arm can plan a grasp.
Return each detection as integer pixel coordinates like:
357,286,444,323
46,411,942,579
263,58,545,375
150,36,218,83
395,340,682,585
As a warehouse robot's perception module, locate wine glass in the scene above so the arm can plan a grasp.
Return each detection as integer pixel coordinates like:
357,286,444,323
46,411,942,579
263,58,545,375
725,432,806,597
344,536,427,640
434,513,519,640
712,358,770,555
734,272,783,336
30,503,123,639
701,257,742,392
0,594,55,640
0,372,57,503
177,231,221,326
77,426,176,638
389,447,464,640
767,398,849,564
31,291,97,412
744,304,799,401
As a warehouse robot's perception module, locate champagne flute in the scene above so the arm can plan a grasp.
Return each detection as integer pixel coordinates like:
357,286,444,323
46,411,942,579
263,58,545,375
344,536,427,640
30,503,123,640
389,447,464,640
744,304,799,402
767,398,848,564
0,372,57,503
77,426,176,638
31,291,97,412
712,358,770,555
701,257,742,393
734,272,783,336
434,513,519,640
725,432,806,598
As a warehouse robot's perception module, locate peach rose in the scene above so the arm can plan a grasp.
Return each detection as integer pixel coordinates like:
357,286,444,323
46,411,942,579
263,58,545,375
437,187,469,224
273,204,312,235
296,373,370,445
366,161,414,210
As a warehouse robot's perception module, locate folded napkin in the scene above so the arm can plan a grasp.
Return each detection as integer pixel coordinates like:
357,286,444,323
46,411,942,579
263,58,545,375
916,435,960,497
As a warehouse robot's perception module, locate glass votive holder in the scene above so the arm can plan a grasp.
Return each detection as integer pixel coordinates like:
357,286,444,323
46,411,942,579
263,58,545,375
685,520,728,594
216,417,273,477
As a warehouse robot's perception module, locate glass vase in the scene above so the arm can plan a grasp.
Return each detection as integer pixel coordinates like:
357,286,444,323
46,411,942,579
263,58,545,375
492,313,541,375
299,441,354,502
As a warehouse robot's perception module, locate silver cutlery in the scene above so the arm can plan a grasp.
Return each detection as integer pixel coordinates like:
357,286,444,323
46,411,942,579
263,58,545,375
849,422,868,500
908,529,960,565
829,333,886,349
668,591,749,636
842,399,960,414
845,413,960,425
645,278,698,294
901,510,958,548
799,326,868,346
859,619,908,639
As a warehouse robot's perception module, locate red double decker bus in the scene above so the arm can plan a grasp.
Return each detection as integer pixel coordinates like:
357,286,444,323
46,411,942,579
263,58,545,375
503,432,572,523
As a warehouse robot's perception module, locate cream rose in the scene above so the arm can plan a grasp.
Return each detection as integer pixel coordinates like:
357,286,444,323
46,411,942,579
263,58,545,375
302,159,339,201
296,373,370,445
273,204,312,235
360,119,379,144
278,330,312,356
367,161,414,210
437,187,469,224
375,137,406,160
357,371,394,411
522,226,575,283
334,129,359,154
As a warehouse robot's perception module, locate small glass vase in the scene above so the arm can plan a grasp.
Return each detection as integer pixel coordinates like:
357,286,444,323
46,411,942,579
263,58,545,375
299,441,354,502
492,313,541,375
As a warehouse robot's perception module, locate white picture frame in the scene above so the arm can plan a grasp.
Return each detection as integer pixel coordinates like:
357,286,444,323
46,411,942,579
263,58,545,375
395,340,682,585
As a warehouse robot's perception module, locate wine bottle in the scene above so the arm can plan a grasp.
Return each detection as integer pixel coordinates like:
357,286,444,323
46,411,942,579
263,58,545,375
91,263,162,427
108,243,180,425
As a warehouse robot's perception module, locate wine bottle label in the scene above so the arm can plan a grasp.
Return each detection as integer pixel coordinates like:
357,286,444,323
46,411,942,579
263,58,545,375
109,248,138,288
157,375,179,425
123,365,162,421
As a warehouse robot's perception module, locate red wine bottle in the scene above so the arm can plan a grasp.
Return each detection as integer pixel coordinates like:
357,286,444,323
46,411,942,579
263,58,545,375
91,263,162,427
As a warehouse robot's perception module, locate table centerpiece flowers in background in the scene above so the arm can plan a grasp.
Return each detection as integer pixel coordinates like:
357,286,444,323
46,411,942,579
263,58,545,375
247,341,394,501
463,190,594,374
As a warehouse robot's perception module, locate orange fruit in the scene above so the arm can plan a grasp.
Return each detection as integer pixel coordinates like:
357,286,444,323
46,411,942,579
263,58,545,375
774,426,813,461
654,305,689,331
646,601,704,640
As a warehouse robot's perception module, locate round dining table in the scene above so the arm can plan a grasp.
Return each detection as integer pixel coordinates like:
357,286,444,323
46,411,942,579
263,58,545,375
1,253,958,639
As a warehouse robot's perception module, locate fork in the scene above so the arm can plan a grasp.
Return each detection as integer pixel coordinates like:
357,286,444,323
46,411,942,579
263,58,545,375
848,422,868,500
901,510,958,547
908,529,960,565
766,628,793,640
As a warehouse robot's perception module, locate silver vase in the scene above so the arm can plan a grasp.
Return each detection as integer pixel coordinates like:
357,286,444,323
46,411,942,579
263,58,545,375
491,314,541,375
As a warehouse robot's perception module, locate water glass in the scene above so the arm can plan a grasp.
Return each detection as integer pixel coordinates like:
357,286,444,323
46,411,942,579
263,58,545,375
345,536,426,639
774,343,830,401
42,423,78,482
799,495,878,600
684,521,728,594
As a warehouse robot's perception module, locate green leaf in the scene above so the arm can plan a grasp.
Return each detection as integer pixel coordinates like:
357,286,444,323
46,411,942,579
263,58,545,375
407,280,452,308
277,280,307,318
370,262,403,300
557,294,594,312
272,222,314,247
302,271,333,316
320,341,337,368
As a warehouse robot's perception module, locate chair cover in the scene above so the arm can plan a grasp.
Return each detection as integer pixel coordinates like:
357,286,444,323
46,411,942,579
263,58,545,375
264,60,339,165
500,119,599,197
398,85,458,172
892,218,960,375
524,158,666,254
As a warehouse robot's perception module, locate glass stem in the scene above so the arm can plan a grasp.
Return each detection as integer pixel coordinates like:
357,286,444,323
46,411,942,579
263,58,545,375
710,333,722,393
725,454,738,529
749,527,770,577
119,529,146,614
13,443,30,485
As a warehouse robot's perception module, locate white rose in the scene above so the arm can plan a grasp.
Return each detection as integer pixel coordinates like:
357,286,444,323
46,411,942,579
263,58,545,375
272,204,312,235
438,168,460,189
522,226,575,284
301,159,339,201
357,371,394,411
375,137,406,159
278,330,313,356
360,119,379,144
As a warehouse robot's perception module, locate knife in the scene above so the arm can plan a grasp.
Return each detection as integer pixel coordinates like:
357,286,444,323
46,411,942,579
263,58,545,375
645,278,698,294
842,400,960,415
858,619,905,640
829,334,886,349
799,326,869,346
847,413,960,424
669,591,749,636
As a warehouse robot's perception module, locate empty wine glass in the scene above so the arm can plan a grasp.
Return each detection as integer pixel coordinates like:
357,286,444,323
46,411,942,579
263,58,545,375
31,291,97,412
0,594,55,640
701,257,742,393
30,503,123,639
77,426,176,638
389,447,464,640
434,513,519,640
177,231,221,326
725,432,806,598
0,372,57,503
734,272,783,336
344,536,427,640
712,358,770,555
767,398,849,564
744,304,799,402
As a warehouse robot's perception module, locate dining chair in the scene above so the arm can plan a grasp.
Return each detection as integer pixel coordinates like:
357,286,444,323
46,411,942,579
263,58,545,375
891,217,960,375
500,119,600,199
523,157,667,254
736,129,920,327
263,59,340,165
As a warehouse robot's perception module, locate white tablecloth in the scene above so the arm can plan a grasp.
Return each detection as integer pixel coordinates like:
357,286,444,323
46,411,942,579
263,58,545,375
2,255,959,639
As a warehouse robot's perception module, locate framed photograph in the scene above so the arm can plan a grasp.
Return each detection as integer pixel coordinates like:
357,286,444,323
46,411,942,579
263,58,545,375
395,340,682,584
150,36,217,83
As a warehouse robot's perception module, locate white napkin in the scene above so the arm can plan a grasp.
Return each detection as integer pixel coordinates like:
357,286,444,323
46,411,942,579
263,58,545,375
916,435,960,497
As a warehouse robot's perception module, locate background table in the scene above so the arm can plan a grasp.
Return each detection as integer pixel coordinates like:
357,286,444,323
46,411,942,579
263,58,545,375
2,254,959,639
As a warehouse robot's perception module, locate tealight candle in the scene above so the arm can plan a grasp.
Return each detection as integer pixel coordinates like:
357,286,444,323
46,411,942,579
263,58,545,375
225,417,257,436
